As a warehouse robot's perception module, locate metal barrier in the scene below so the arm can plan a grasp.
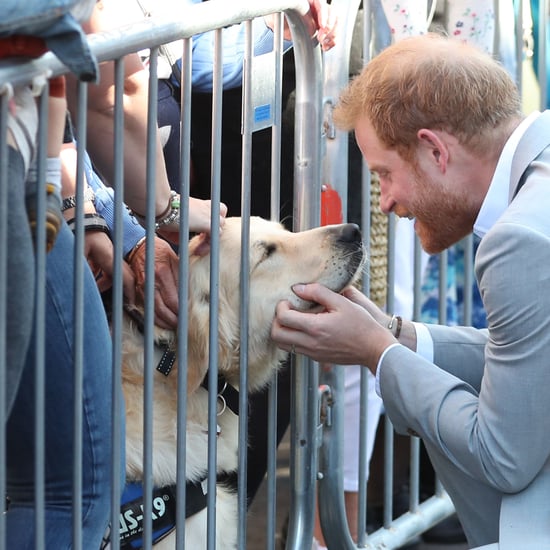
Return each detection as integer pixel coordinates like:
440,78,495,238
317,1,549,549
0,2,322,549
0,1,548,549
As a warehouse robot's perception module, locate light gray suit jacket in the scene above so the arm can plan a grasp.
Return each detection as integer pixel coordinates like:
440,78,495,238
379,110,550,549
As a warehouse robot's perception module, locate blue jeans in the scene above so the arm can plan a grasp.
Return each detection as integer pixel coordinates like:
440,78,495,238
5,146,35,415
5,222,124,549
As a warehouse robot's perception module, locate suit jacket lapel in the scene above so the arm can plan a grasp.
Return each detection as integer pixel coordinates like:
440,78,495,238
508,110,550,201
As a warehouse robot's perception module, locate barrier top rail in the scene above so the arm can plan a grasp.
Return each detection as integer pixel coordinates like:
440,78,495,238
0,0,313,88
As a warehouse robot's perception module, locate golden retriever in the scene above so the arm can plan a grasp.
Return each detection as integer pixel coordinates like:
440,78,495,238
118,216,365,549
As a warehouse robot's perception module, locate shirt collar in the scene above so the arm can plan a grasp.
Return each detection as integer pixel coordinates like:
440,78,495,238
473,111,541,238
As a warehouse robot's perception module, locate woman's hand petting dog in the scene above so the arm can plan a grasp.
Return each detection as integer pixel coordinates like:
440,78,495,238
84,230,136,300
127,237,180,329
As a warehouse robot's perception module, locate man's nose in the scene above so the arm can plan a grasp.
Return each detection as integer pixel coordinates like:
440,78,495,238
378,191,393,215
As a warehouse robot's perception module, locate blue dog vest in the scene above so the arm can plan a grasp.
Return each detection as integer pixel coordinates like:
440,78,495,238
119,480,208,549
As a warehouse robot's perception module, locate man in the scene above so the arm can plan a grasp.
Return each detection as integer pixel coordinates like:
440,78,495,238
271,33,550,549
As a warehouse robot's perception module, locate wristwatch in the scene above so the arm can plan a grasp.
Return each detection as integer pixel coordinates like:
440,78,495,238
61,186,96,212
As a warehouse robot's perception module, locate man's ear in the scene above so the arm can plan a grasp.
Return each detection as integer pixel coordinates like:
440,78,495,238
417,128,448,173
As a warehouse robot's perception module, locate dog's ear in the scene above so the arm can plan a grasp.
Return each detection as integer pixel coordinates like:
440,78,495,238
189,233,211,257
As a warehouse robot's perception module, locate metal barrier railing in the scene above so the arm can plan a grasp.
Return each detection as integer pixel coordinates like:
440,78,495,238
316,1,549,549
1,1,548,549
0,2,322,550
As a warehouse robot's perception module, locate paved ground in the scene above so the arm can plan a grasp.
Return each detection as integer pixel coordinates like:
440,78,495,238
246,432,469,550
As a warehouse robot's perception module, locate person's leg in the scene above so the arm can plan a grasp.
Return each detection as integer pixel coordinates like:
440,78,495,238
157,79,184,191
5,146,35,416
420,438,501,548
4,86,39,415
5,222,118,549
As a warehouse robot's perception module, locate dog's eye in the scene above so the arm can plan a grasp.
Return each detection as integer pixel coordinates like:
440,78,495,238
252,241,277,268
264,243,276,258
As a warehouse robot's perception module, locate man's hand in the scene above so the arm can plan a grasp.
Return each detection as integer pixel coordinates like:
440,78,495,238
264,0,337,51
271,283,395,371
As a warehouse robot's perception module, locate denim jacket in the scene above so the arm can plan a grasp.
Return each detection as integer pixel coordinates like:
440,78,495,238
82,150,146,257
0,0,98,81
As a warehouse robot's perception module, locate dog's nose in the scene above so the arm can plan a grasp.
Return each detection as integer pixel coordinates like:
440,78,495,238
336,223,362,245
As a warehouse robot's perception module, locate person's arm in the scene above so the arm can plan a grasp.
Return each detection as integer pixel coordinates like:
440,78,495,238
126,236,180,329
62,139,183,326
60,141,137,299
80,147,147,258
67,0,228,240
65,0,173,222
188,0,336,92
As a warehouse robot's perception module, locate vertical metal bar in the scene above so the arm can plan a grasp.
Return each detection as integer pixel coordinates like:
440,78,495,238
383,214,396,529
175,36,193,550
265,19,286,550
494,0,501,64
0,91,9,550
358,161,373,548
32,89,48,550
413,233,423,321
109,56,127,550
265,377,279,550
284,7,324,549
410,221,424,518
237,18,254,550
409,438,420,512
357,369,370,547
359,5,374,541
516,0,525,93
434,250,448,498
207,28,224,550
270,13,284,220
142,47,160,550
438,251,448,326
462,235,474,326
316,0,363,548
386,215,396,314
538,0,548,109
73,80,88,550
382,414,394,528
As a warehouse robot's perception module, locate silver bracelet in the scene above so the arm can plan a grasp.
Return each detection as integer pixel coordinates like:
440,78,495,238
387,314,403,339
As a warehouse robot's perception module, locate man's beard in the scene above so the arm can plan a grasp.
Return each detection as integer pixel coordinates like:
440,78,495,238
411,172,477,254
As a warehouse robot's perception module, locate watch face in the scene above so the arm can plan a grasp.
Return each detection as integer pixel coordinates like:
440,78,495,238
61,188,95,212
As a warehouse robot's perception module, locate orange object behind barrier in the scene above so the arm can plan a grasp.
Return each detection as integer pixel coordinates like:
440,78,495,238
321,183,343,225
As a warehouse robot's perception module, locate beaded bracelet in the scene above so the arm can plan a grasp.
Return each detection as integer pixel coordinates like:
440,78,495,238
66,213,110,237
131,190,180,231
155,190,180,231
